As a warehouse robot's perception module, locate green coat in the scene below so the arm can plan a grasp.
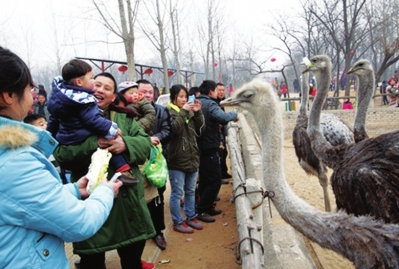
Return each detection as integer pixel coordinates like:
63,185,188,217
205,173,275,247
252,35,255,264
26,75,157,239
53,110,155,255
166,103,204,173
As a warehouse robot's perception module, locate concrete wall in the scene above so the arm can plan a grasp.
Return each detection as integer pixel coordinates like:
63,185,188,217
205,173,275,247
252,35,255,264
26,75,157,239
282,108,399,138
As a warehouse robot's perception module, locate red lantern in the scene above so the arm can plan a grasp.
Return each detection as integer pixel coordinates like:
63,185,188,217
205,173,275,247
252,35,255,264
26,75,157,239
167,70,174,77
118,65,128,74
350,50,355,55
144,68,153,75
271,58,276,62
214,62,218,67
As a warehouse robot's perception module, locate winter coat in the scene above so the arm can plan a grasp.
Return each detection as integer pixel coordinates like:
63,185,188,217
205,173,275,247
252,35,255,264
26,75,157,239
0,116,114,269
342,101,354,110
32,101,50,120
281,84,287,94
166,102,204,172
53,109,155,255
128,94,156,134
196,94,237,151
151,102,173,148
47,76,118,145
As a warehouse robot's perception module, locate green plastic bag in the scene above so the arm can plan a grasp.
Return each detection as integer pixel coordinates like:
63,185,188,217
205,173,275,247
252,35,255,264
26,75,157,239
144,145,168,188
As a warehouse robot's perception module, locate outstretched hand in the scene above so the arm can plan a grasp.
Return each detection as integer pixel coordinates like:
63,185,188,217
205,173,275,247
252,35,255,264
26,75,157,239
76,174,123,199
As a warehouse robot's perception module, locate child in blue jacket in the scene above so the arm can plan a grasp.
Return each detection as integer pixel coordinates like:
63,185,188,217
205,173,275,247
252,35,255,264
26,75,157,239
47,59,137,184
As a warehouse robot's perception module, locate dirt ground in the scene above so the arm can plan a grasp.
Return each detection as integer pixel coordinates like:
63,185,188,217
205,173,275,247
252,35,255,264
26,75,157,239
156,178,241,269
156,137,357,269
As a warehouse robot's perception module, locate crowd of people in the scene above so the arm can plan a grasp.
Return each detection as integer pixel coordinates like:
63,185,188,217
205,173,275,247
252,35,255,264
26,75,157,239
0,46,238,269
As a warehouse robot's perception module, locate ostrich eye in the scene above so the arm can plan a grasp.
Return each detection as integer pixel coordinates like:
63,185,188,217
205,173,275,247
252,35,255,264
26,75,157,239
242,90,255,99
359,63,364,67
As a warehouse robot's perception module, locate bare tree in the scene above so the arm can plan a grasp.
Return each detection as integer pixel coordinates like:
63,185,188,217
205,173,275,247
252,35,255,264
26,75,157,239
93,0,139,80
308,0,368,95
139,0,171,92
364,0,399,82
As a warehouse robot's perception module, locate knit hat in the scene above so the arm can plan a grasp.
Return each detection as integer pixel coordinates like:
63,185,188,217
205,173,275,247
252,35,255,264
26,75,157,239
117,81,138,93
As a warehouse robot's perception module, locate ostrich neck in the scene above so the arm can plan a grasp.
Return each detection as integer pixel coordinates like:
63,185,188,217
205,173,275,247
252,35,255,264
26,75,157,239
308,68,331,134
259,99,328,234
299,73,309,116
307,67,333,157
257,101,357,262
354,73,374,142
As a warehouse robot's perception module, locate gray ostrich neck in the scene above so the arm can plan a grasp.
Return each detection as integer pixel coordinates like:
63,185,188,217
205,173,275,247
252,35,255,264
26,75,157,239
354,73,374,142
299,73,309,116
308,67,331,137
259,95,355,263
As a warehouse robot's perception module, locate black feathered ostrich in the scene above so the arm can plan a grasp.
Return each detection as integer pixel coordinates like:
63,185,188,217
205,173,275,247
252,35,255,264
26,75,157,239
304,55,399,223
292,64,353,211
221,78,399,269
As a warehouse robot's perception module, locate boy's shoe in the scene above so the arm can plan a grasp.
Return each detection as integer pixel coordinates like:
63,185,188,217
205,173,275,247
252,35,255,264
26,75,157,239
186,218,204,230
196,212,215,223
118,171,139,185
173,222,194,234
141,260,155,269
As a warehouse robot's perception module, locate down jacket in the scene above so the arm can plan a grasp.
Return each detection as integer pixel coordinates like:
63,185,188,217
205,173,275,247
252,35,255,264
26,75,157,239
166,103,204,172
47,76,118,145
53,109,155,255
0,116,114,269
196,94,237,150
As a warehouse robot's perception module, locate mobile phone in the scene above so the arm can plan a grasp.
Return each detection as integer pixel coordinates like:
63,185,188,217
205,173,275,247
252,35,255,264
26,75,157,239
188,95,195,104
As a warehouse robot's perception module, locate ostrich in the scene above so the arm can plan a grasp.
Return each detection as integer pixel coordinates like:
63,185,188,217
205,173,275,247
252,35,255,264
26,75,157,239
221,78,399,269
304,55,399,223
346,59,375,143
292,65,353,211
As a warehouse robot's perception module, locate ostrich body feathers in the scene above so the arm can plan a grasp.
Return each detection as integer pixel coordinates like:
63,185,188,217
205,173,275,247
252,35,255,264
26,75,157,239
305,55,399,224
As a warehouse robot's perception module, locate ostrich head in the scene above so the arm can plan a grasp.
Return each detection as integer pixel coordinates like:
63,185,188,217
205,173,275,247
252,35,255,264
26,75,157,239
220,79,278,120
347,59,373,76
347,58,374,107
347,58,374,100
301,54,332,75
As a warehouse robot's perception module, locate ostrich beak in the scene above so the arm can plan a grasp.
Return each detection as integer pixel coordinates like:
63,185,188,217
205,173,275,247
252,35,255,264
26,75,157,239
220,97,239,107
300,62,310,74
301,57,313,73
347,67,356,75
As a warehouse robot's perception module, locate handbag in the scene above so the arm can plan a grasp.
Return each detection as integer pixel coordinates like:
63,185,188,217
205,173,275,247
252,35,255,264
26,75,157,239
144,145,168,188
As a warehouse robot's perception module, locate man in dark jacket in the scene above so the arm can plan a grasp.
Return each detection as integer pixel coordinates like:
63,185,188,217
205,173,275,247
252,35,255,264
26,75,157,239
216,83,231,183
137,79,172,251
196,80,238,223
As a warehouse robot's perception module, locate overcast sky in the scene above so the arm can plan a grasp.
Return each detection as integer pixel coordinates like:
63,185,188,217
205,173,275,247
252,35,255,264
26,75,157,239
1,0,300,74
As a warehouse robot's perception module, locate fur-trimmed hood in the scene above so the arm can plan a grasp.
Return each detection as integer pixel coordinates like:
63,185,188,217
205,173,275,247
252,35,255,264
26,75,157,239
0,124,37,148
0,117,58,158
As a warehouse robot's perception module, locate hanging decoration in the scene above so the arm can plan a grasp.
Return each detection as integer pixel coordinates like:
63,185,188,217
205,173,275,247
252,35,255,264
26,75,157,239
271,58,276,62
167,70,174,77
118,65,128,74
350,50,355,55
144,68,153,75
214,62,218,67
